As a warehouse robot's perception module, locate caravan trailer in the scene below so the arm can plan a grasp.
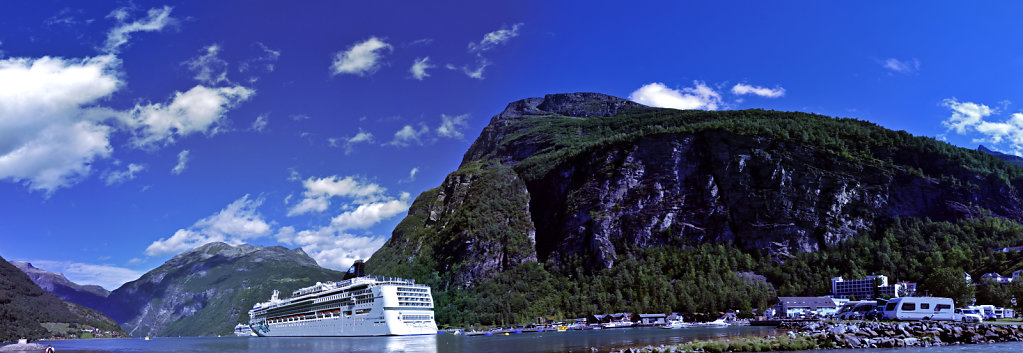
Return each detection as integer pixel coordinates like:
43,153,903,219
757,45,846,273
883,297,955,321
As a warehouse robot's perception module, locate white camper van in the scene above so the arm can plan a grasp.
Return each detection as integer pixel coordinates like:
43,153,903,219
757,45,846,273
883,297,954,321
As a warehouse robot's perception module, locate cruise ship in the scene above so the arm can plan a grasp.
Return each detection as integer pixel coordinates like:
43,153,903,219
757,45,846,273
247,260,437,336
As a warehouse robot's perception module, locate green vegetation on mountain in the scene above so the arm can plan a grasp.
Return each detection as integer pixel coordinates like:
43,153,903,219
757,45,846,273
0,255,123,342
368,93,1023,327
502,108,1022,185
102,242,344,337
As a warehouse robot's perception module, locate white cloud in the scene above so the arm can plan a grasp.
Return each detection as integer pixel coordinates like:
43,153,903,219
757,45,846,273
331,37,392,76
468,23,523,54
942,99,995,135
409,57,434,80
401,167,419,183
628,81,723,110
22,260,144,290
184,44,229,85
277,178,411,269
731,83,785,98
289,197,330,216
145,195,272,256
275,226,386,270
239,42,280,73
251,114,268,132
342,129,374,155
120,85,254,147
882,58,920,74
330,199,409,230
436,114,469,138
387,124,429,147
104,163,145,185
0,55,120,193
104,6,175,53
171,149,189,175
462,60,490,80
941,98,1023,154
287,175,386,216
290,114,310,121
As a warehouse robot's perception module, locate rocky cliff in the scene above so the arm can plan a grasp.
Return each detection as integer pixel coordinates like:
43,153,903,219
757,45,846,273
12,261,110,311
370,93,1023,278
366,93,1023,325
100,242,343,337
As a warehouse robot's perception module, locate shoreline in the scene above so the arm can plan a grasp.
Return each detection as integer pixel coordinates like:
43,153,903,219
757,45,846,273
614,321,1023,353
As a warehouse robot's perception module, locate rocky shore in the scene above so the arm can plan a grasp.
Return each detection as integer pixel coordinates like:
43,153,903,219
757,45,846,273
614,321,1023,353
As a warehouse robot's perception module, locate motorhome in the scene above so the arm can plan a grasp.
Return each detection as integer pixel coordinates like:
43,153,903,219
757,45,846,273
883,297,954,321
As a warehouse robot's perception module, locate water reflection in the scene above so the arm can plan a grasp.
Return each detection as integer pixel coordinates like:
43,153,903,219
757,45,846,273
45,327,777,353
244,334,437,353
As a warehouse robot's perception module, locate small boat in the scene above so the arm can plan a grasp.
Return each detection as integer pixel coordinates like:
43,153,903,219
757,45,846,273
144,336,150,340
659,320,687,329
600,319,634,328
705,319,729,327
557,325,568,332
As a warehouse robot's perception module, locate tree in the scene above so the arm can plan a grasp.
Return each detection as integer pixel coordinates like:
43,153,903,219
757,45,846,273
923,267,974,306
975,279,1013,307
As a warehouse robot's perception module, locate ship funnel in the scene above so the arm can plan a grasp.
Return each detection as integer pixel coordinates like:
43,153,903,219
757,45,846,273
343,259,365,280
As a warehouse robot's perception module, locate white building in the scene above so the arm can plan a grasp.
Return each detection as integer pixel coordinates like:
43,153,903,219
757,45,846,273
980,272,1013,284
775,297,839,317
831,275,901,299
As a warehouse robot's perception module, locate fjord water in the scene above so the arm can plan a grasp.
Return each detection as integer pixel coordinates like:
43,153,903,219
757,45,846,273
43,327,778,353
37,327,1023,353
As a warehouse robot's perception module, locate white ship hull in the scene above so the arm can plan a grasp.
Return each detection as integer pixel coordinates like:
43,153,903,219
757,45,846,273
251,310,436,337
249,275,437,337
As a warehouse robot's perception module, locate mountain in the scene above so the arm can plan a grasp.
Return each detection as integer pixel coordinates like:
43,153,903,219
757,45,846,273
0,255,123,342
99,242,344,337
366,93,1023,326
11,261,110,311
978,145,1023,168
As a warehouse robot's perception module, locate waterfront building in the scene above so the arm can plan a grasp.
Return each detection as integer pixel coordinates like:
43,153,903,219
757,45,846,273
896,281,917,297
831,275,901,299
775,297,838,317
631,313,667,325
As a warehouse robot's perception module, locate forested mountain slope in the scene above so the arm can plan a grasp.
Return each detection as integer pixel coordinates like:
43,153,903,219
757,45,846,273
367,93,1023,327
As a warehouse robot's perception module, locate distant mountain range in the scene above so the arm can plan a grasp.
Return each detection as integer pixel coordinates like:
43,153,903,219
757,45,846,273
0,256,123,342
11,261,110,311
96,242,344,337
978,145,1023,167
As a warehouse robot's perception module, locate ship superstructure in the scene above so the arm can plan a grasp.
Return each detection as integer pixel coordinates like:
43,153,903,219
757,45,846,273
247,260,437,336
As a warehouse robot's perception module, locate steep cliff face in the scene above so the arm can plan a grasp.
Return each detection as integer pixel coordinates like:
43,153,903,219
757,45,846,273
370,92,1023,278
101,242,342,337
12,261,110,311
368,164,537,287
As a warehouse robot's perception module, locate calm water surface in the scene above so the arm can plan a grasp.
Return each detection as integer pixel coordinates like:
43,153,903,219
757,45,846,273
37,327,1023,353
41,327,776,353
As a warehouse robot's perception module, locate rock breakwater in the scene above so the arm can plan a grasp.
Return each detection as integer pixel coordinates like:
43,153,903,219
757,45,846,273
615,321,1023,353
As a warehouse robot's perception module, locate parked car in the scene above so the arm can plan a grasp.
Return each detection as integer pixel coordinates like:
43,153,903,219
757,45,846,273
838,302,876,320
863,306,885,321
954,308,984,323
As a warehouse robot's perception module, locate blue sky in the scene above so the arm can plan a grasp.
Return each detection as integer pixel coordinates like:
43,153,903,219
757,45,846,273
3,1,1023,290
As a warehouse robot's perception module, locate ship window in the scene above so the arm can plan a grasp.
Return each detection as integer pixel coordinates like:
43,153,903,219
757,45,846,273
902,303,916,311
920,303,930,310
